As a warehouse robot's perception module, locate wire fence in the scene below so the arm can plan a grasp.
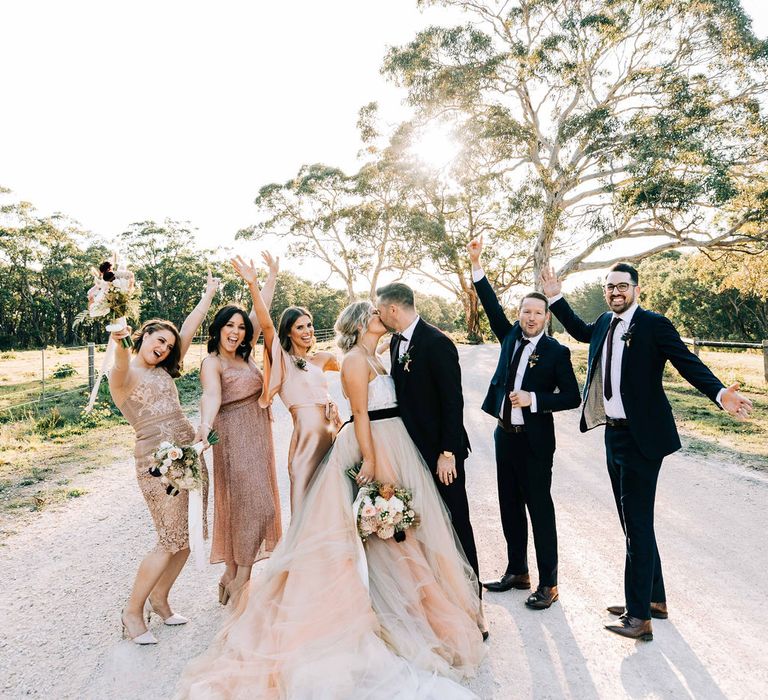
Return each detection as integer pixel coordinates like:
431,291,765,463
0,329,338,414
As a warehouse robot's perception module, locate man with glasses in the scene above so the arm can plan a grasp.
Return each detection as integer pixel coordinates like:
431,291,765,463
541,262,752,641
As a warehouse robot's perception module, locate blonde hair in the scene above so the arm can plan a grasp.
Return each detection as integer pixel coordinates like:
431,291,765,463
335,301,374,353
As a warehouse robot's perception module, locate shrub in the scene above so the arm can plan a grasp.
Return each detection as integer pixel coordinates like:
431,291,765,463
52,363,78,379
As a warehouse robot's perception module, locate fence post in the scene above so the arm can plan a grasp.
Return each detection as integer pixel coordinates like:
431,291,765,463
88,343,96,390
41,347,46,401
692,338,700,357
763,340,768,384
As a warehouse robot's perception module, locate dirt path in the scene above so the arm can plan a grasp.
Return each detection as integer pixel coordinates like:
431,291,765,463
2,344,767,699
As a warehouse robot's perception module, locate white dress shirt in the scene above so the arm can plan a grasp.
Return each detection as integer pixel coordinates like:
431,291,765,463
472,267,539,421
397,316,420,358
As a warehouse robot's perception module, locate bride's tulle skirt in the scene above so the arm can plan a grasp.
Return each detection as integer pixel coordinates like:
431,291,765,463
176,416,485,699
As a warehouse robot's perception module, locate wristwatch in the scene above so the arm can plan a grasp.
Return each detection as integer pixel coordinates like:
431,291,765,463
441,450,454,458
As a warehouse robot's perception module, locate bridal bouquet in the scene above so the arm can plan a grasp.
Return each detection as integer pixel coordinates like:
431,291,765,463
76,261,141,347
347,464,418,543
149,430,218,496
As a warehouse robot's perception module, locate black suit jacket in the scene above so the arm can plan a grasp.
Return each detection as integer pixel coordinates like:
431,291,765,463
474,276,581,457
390,318,470,468
550,296,725,460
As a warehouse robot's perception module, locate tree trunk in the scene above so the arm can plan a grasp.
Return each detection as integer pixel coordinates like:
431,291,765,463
533,203,562,290
463,288,482,343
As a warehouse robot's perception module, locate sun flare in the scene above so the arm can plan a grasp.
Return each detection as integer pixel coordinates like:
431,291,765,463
410,123,462,170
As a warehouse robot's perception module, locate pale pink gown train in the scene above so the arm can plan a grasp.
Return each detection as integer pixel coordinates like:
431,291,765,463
176,372,484,699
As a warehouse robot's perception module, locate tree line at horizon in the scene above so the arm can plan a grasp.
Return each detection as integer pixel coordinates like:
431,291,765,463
1,191,766,351
3,0,768,347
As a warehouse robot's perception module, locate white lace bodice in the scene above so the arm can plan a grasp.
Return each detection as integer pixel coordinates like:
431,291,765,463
367,373,398,411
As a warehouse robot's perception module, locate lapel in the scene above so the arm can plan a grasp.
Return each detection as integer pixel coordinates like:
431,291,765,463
393,318,424,383
522,333,548,387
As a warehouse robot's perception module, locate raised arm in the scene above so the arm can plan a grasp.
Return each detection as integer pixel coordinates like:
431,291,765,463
341,351,377,486
106,325,134,400
250,251,279,339
467,236,514,341
179,270,220,359
194,356,222,444
232,256,276,362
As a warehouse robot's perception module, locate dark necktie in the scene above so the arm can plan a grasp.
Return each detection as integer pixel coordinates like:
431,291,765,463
502,338,530,429
603,317,622,401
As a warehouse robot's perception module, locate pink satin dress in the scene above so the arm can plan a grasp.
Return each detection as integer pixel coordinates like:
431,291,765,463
259,337,338,512
207,358,281,567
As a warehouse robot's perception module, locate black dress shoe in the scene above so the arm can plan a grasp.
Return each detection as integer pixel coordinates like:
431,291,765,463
605,614,653,641
525,585,558,610
607,602,668,619
481,572,531,592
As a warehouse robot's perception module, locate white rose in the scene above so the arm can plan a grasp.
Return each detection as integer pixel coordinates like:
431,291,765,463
387,496,404,513
159,441,173,450
167,447,184,461
374,496,389,512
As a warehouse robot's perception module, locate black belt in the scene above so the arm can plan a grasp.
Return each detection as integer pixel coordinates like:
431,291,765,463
497,419,525,434
605,417,629,428
342,406,400,430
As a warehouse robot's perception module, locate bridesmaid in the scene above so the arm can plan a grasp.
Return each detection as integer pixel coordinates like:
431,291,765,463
195,253,281,606
231,255,341,512
108,271,219,644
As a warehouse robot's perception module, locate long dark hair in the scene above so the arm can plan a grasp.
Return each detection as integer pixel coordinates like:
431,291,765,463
277,306,313,353
207,305,254,361
131,320,183,378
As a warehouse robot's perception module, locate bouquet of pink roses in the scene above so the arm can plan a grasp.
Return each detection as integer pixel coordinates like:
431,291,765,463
149,430,218,496
347,464,418,543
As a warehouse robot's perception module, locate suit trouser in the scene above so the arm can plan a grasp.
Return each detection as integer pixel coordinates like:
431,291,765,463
605,425,666,620
494,426,558,588
432,455,481,596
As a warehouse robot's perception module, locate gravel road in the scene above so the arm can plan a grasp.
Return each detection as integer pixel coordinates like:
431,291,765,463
1,344,766,699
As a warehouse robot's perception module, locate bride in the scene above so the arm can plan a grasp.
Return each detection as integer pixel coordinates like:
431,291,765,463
176,261,485,699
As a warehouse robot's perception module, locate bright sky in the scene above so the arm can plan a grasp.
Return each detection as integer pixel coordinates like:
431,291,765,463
1,0,767,289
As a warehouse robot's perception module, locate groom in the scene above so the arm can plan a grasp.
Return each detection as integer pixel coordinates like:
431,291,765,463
376,283,481,592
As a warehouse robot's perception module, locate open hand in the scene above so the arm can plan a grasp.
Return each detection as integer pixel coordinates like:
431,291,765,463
261,251,280,277
540,265,562,298
720,382,753,421
466,235,484,267
231,255,259,286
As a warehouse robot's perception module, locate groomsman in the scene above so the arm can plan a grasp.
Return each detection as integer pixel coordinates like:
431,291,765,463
541,262,752,640
468,237,581,610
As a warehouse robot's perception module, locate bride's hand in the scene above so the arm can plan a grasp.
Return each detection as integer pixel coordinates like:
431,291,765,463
231,255,260,286
356,458,375,486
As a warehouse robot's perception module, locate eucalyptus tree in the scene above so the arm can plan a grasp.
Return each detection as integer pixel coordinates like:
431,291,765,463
239,143,423,302
384,0,768,284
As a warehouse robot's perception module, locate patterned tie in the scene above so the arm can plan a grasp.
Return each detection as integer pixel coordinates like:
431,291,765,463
603,317,622,401
502,338,530,429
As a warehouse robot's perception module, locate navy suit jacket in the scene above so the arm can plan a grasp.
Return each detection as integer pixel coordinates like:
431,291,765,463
390,318,470,468
474,276,581,457
550,296,725,460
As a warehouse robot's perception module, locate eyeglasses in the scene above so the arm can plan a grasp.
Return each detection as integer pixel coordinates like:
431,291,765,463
604,283,636,293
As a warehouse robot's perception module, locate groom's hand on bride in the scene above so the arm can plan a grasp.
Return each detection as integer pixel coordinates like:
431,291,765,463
436,453,457,486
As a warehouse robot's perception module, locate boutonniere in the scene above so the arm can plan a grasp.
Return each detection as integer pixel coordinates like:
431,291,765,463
398,347,413,372
620,324,635,347
527,352,540,369
291,355,308,371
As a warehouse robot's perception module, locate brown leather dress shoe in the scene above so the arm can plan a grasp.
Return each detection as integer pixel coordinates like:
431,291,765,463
607,602,668,619
605,614,653,641
524,585,558,609
482,572,531,592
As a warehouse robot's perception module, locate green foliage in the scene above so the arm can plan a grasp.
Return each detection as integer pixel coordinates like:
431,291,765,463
51,363,77,379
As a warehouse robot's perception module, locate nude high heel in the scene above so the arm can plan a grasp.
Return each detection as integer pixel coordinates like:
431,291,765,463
144,599,189,626
121,611,158,645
